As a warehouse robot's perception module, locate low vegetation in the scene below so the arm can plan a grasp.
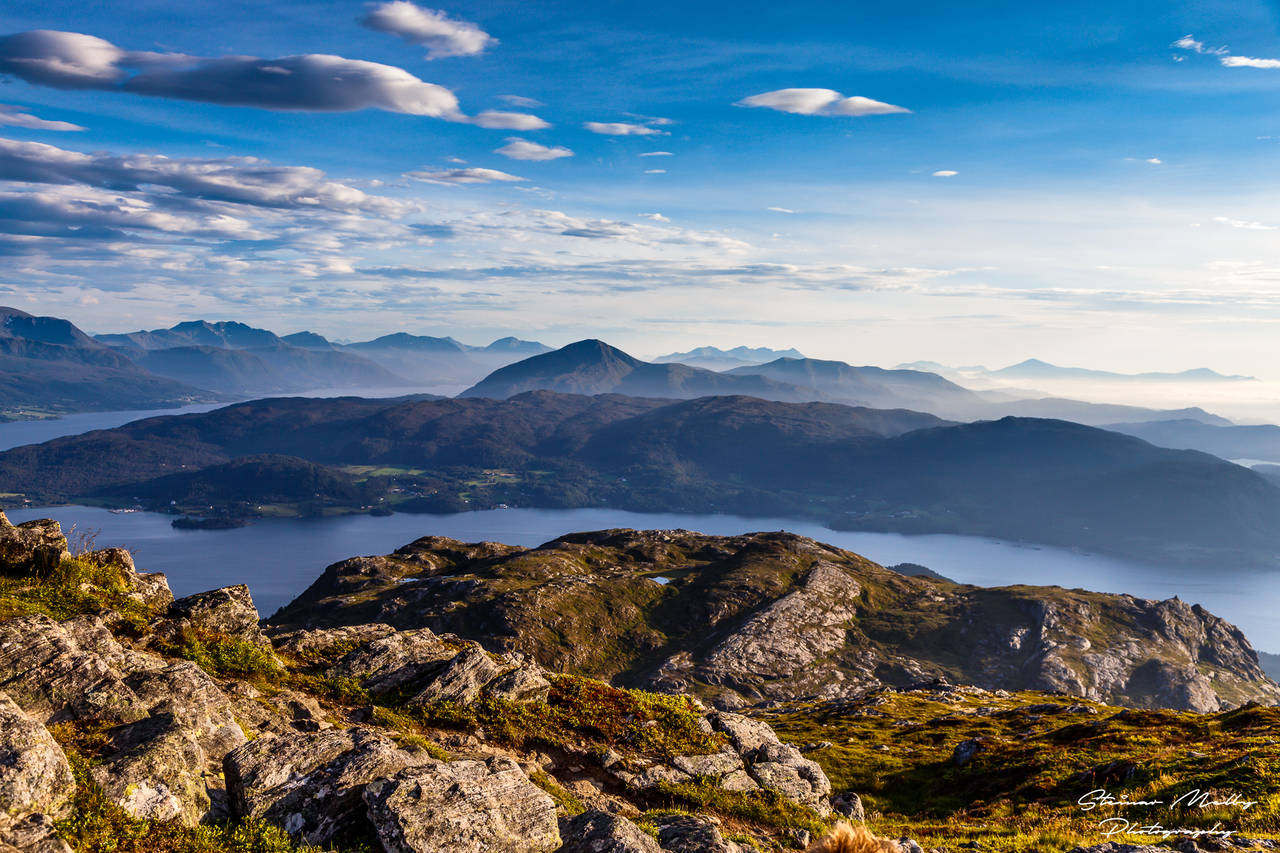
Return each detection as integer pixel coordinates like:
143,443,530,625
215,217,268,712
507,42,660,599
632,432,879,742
764,688,1280,851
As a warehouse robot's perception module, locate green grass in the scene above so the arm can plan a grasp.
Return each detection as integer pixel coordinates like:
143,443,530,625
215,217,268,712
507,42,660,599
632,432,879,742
0,555,153,629
153,626,283,685
400,674,724,760
763,690,1280,852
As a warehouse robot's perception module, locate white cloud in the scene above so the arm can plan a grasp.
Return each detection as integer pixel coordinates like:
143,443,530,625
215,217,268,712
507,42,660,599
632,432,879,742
404,167,526,184
0,104,85,131
584,121,667,136
0,29,546,126
639,212,669,222
1214,216,1276,230
1171,35,1227,55
768,206,796,214
494,138,573,161
932,170,958,177
498,94,543,108
644,169,666,174
360,1,495,59
639,151,673,157
736,88,909,117
470,111,550,130
1146,158,1163,164
1221,55,1280,69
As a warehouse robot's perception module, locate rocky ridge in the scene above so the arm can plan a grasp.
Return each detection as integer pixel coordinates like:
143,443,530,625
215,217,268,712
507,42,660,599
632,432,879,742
271,528,1280,713
0,514,837,853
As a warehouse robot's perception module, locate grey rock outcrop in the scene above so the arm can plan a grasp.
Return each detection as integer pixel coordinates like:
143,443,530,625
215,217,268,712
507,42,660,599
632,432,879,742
225,726,429,844
0,693,75,823
168,585,267,645
648,814,746,853
557,810,662,853
0,614,154,723
330,626,459,693
486,658,553,702
0,514,69,574
363,757,561,853
408,643,502,705
708,711,831,814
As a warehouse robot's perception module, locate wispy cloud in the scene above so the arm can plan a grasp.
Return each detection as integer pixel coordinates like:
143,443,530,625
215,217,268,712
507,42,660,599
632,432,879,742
404,166,526,184
638,151,673,157
767,206,796,213
0,105,84,131
638,212,669,221
497,94,543,108
0,136,409,214
1173,34,1280,70
360,1,495,59
584,121,667,136
1214,215,1276,231
643,169,666,174
736,88,909,117
0,30,545,127
494,138,573,161
932,170,958,177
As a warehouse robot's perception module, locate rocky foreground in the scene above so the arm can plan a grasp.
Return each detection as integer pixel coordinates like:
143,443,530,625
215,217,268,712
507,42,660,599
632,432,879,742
2,513,1279,853
273,528,1280,713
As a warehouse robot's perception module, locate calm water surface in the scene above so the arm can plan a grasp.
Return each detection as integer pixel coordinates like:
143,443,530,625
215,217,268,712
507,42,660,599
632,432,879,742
7,505,1277,651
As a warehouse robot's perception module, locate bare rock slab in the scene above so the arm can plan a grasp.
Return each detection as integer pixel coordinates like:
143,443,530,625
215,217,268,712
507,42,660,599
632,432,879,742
364,756,561,853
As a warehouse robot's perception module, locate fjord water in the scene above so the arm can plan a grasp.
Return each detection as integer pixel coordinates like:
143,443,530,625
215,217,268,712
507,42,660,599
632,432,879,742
8,505,1278,652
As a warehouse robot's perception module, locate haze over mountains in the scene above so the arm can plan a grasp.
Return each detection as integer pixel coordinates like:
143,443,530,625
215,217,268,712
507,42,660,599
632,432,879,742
0,307,220,417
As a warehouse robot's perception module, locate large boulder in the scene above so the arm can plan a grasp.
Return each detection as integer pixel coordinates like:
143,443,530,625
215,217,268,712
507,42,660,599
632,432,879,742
168,585,267,645
485,659,553,703
0,693,75,823
557,810,661,853
707,711,832,814
648,814,746,853
90,712,210,826
225,726,429,845
408,644,502,705
80,548,173,609
363,757,561,853
329,627,458,694
0,514,69,574
0,614,153,724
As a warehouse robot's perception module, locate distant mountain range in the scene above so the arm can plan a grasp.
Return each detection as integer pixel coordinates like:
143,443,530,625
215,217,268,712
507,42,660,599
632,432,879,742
899,358,1255,384
0,307,1256,433
464,340,1233,427
0,307,222,418
653,345,806,371
4,390,1279,567
94,320,553,393
1107,419,1280,464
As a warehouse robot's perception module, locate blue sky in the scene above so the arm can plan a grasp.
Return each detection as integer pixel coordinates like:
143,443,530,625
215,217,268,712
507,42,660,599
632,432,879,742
2,0,1280,371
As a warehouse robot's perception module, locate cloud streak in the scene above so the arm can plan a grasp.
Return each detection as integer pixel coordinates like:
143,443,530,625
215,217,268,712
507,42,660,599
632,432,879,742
404,167,526,184
0,104,84,131
584,121,667,136
493,138,573,160
736,88,909,117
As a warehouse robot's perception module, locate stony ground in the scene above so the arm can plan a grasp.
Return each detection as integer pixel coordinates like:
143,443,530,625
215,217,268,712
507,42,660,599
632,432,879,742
1,513,1279,853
